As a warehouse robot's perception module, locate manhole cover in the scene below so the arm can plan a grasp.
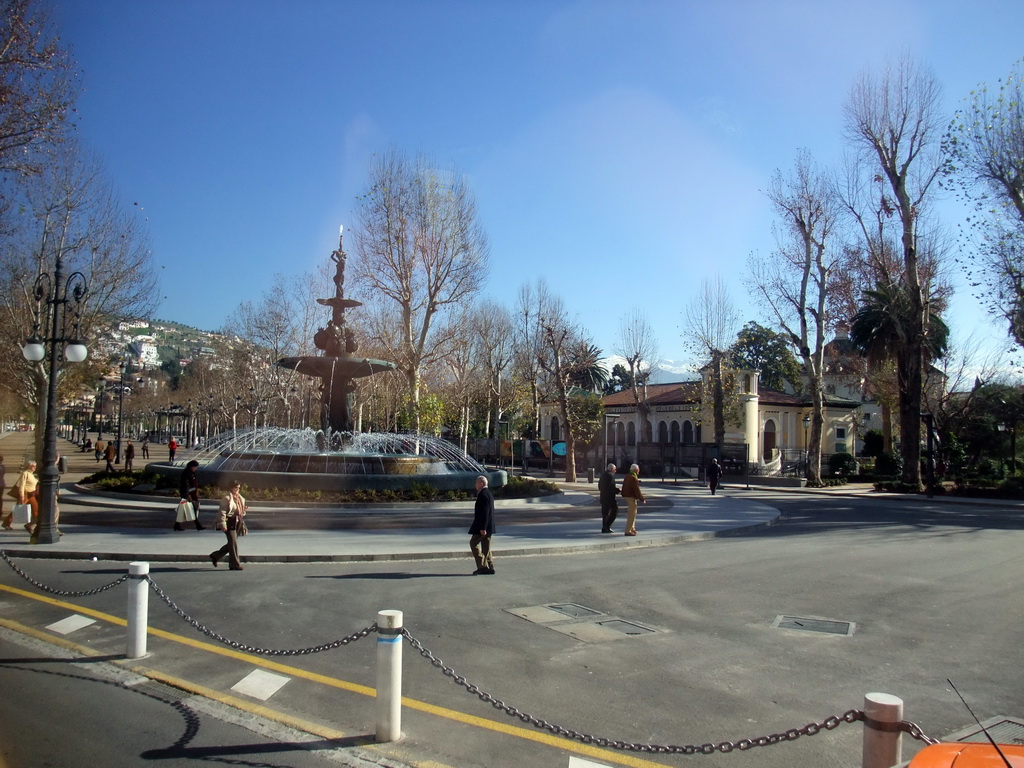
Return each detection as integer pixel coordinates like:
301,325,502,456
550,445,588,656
773,615,855,636
545,603,603,619
596,619,656,636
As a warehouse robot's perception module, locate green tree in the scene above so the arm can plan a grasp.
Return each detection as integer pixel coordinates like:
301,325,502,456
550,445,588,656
603,363,635,395
730,321,801,393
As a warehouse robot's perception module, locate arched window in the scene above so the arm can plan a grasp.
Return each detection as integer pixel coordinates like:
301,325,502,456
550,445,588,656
695,424,702,443
550,416,560,443
744,374,752,392
658,421,668,443
763,419,777,460
670,421,680,443
616,421,625,445
627,421,636,446
682,421,694,444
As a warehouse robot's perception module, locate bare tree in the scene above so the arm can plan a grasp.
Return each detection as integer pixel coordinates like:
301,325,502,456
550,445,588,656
473,299,515,438
513,280,551,438
945,58,1024,347
536,290,588,482
751,151,842,483
351,150,489,433
0,142,158,458
684,276,740,451
843,56,946,488
0,0,77,177
615,306,658,443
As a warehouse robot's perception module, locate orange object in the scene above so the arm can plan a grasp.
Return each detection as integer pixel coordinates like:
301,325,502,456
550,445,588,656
909,743,1024,766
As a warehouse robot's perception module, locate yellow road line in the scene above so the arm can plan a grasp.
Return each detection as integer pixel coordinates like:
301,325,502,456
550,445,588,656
0,583,671,767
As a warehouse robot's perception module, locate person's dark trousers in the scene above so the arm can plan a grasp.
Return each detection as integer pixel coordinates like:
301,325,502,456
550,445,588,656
470,533,493,570
211,530,242,569
710,478,719,495
601,500,618,531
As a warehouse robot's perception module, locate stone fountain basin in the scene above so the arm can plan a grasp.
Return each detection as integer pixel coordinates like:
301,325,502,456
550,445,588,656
147,459,506,493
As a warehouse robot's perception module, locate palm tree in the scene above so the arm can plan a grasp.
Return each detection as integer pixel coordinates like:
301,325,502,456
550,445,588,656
567,342,610,394
850,282,949,459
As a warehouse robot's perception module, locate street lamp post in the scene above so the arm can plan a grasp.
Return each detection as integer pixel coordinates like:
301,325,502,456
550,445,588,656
115,360,127,463
802,414,811,476
21,264,88,545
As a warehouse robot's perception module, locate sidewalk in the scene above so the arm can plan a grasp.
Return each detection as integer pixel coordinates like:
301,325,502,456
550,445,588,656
0,432,782,562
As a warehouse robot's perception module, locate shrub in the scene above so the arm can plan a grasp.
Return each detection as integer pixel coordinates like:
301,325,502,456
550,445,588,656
495,476,560,499
874,451,902,478
828,453,858,478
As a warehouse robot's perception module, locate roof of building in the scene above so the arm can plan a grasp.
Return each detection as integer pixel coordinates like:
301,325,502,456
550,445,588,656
601,381,859,410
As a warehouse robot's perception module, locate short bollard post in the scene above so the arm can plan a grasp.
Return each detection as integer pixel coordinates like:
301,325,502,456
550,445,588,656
126,561,150,659
376,609,403,742
862,692,903,768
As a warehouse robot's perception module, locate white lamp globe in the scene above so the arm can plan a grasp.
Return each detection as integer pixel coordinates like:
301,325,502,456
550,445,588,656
65,342,88,363
22,340,45,362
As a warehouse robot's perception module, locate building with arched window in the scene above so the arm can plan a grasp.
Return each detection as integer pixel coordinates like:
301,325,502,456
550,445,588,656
540,366,861,477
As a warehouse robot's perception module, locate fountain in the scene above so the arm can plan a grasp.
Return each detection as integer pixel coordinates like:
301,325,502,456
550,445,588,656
150,228,505,493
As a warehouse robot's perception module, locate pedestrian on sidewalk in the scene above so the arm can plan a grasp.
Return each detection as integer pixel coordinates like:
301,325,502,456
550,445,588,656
598,462,619,533
707,458,723,495
621,463,645,536
104,441,116,472
11,461,38,534
210,480,247,570
469,475,495,575
141,437,149,459
124,441,135,472
168,437,178,462
94,439,104,462
176,460,204,531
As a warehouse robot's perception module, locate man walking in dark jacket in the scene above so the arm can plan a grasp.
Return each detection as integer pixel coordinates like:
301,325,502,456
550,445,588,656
469,475,495,575
598,463,619,533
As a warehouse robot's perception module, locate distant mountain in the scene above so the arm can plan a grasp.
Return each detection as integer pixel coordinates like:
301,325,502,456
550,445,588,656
600,356,698,386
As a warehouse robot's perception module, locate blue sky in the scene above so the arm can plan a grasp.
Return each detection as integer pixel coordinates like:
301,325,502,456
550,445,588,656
52,0,1024,374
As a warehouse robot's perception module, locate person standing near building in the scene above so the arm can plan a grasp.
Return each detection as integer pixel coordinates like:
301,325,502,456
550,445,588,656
176,460,204,531
620,463,645,536
168,437,178,463
598,462,619,533
124,441,135,472
469,475,495,575
141,437,150,459
210,480,247,570
707,457,723,496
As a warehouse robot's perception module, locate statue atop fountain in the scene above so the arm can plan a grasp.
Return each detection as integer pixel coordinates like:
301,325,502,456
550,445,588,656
276,227,396,435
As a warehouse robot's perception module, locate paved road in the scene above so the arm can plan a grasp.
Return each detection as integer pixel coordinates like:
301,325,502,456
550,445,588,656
2,487,1022,768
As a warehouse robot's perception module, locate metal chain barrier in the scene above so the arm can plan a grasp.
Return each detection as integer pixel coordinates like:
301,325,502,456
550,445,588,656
899,720,939,745
403,629,938,754
145,575,376,655
0,550,130,596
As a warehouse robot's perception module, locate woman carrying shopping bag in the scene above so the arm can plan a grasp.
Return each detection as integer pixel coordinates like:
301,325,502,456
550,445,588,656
10,461,39,534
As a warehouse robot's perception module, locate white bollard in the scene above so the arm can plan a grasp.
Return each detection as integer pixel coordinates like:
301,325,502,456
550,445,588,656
375,609,403,742
126,561,150,659
862,692,903,768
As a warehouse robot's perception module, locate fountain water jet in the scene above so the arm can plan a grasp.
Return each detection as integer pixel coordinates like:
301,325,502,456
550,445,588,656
149,228,505,493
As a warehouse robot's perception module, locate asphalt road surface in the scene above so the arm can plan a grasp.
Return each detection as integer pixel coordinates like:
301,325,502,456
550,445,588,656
1,490,1021,768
